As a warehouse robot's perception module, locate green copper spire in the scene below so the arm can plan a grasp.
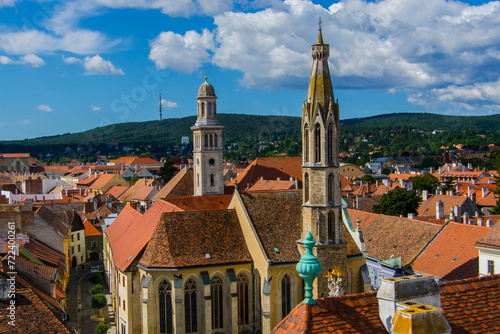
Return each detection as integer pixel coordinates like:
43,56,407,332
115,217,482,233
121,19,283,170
296,231,322,305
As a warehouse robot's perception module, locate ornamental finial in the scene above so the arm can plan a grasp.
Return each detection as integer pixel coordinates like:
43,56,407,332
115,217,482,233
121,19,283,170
296,232,322,305
317,17,324,44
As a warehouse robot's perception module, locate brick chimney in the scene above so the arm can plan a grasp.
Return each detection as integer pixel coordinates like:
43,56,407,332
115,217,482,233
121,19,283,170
391,301,451,334
436,200,444,219
422,190,428,201
377,275,442,333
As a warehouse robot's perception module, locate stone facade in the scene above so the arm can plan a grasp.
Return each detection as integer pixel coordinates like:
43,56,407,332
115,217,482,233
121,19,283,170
300,28,347,298
191,78,224,196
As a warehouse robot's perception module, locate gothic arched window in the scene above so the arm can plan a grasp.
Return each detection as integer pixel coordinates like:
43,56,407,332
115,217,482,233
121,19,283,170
210,173,215,187
314,123,321,163
328,173,334,203
158,280,173,334
327,124,333,164
237,273,249,325
304,173,309,203
328,211,335,243
184,279,197,333
304,124,309,163
281,274,291,319
211,276,223,329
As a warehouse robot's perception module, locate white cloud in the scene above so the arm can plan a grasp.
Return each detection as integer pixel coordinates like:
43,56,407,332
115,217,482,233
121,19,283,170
0,55,14,64
37,104,53,112
91,104,101,111
149,29,214,72
0,0,17,8
161,99,179,108
0,29,119,55
83,55,124,75
19,119,31,125
20,54,45,67
62,56,83,64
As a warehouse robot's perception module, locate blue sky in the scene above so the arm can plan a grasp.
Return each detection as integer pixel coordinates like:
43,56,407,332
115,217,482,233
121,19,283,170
0,0,499,140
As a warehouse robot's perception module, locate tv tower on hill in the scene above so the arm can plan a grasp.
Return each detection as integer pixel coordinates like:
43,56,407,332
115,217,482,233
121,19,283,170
159,91,163,121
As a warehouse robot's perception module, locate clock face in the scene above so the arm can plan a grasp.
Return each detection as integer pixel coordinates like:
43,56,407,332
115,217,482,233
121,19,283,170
209,158,215,165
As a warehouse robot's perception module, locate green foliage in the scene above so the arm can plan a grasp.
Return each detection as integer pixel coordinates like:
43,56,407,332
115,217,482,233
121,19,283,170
158,161,179,183
373,188,422,217
416,157,440,169
91,284,104,295
381,168,392,175
492,171,500,215
410,173,440,193
90,273,103,285
440,179,455,193
96,323,109,334
356,175,376,183
91,294,107,309
129,174,140,185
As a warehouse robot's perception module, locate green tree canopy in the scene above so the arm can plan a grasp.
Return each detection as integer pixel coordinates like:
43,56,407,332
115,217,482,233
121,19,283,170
492,171,500,215
410,173,440,193
356,175,376,183
158,161,180,183
373,188,422,217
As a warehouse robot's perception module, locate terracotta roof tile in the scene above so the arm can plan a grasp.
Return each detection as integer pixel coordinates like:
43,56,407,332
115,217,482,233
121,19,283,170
140,210,252,268
83,219,102,236
23,238,65,268
411,222,490,280
16,254,58,282
76,174,99,186
163,195,232,211
106,185,128,198
418,194,469,217
106,200,173,271
272,275,500,334
476,218,500,248
0,288,71,334
247,179,296,191
153,167,194,199
89,174,119,190
240,190,302,263
229,157,303,191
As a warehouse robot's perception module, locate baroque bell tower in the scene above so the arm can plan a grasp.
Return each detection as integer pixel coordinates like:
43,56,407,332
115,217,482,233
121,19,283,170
300,23,347,297
191,76,224,196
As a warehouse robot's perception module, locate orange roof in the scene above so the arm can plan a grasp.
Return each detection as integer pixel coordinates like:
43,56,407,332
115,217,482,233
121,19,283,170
89,174,116,189
247,180,296,191
346,209,380,230
42,165,70,174
163,195,233,211
106,185,129,198
411,222,490,280
418,194,469,217
477,191,496,207
1,153,30,158
228,156,302,190
153,167,193,199
77,174,99,186
388,173,421,181
83,219,102,236
110,156,162,165
106,201,173,271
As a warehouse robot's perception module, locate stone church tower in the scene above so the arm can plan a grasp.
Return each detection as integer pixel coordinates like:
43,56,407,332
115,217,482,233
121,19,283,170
191,76,224,196
300,27,347,297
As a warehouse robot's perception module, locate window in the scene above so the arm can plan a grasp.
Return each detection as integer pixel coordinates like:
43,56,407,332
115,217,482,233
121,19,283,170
184,279,197,333
237,273,249,325
123,300,126,311
314,123,321,163
81,256,83,262
328,173,334,203
202,102,205,117
214,134,218,148
488,260,495,275
304,173,309,203
327,124,333,163
209,134,213,147
197,174,200,187
209,158,215,166
210,173,215,187
71,246,74,255
77,244,81,252
207,102,212,115
92,241,97,249
123,276,125,287
71,234,74,242
159,280,173,334
328,212,335,242
205,134,208,147
304,124,309,163
77,233,80,241
211,276,223,329
281,274,291,319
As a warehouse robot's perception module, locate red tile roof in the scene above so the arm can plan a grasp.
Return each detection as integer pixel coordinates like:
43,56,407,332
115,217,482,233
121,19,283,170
0,288,71,334
477,218,500,249
16,255,58,282
1,153,30,158
106,185,129,198
106,200,173,271
247,179,296,191
418,194,469,217
110,156,162,165
89,174,120,190
140,210,252,268
35,205,71,238
118,180,155,202
83,219,102,236
162,195,233,211
23,238,65,268
411,222,490,280
271,274,500,334
76,174,99,187
228,156,303,191
153,167,194,199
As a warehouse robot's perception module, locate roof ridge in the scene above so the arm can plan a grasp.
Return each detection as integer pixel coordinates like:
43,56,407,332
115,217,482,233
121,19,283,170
439,273,500,287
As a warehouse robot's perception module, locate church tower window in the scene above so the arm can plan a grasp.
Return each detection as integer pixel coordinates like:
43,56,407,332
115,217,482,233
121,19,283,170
214,134,218,148
314,123,321,163
304,124,309,163
158,280,173,334
204,134,208,147
237,273,250,325
210,173,215,187
327,123,333,164
328,173,334,203
211,276,223,329
328,211,335,242
184,279,197,333
207,102,212,115
281,274,291,319
304,173,309,202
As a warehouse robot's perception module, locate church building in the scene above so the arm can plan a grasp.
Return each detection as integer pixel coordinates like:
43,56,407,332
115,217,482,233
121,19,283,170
103,28,369,334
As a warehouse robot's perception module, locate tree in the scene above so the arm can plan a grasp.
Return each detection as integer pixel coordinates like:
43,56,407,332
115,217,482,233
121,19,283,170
91,294,107,309
356,175,376,183
90,273,103,285
91,284,104,295
158,160,179,183
416,156,441,169
492,171,500,215
373,188,422,217
410,173,440,193
96,323,109,334
129,174,140,185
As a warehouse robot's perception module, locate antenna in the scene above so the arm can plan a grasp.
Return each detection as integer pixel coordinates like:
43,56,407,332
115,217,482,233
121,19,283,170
318,17,322,30
159,90,162,121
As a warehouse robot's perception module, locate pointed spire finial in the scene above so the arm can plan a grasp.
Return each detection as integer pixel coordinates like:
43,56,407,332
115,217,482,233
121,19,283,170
317,16,324,44
205,70,208,81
